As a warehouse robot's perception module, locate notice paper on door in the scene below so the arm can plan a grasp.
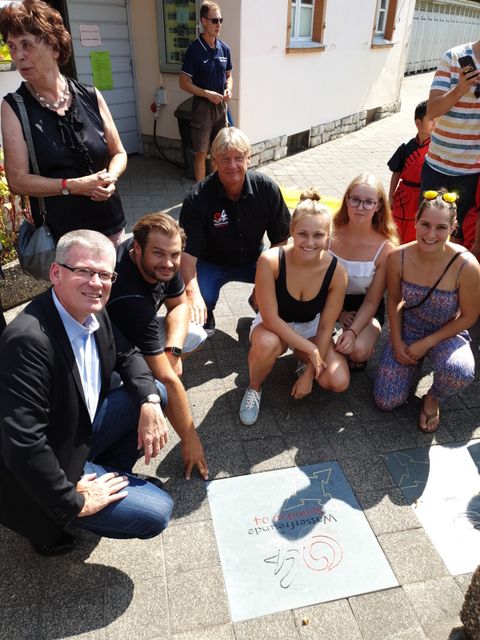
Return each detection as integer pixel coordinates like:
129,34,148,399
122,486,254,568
80,24,102,48
90,51,113,91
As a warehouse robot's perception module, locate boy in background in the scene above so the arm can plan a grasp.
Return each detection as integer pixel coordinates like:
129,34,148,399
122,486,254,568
388,101,436,243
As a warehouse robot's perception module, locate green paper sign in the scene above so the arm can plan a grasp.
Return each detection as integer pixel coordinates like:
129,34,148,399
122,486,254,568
89,51,113,90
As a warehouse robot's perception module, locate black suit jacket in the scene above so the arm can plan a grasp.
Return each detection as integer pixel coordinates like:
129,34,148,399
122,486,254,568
0,289,158,546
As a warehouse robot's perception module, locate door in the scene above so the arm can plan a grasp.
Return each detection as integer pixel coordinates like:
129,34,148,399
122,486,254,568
66,0,140,153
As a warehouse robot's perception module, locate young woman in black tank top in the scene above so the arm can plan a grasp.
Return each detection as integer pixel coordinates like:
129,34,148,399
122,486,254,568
239,189,350,426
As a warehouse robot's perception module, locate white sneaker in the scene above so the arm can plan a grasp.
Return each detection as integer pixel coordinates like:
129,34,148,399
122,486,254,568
239,388,262,426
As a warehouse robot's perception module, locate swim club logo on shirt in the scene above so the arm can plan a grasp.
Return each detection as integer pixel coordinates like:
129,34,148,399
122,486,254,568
213,210,229,228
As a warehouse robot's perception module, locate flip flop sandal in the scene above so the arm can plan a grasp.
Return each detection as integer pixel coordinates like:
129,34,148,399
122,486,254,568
418,395,440,433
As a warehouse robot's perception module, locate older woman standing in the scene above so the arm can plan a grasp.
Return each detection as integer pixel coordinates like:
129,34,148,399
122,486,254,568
0,0,127,244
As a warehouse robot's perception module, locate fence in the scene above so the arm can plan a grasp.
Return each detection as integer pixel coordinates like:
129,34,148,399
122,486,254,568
405,0,480,74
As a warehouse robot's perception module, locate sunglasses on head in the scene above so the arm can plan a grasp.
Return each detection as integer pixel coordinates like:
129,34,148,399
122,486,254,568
423,190,458,204
206,17,223,24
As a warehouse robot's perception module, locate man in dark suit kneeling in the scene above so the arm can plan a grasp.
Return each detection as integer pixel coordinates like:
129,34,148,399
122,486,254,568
0,229,173,556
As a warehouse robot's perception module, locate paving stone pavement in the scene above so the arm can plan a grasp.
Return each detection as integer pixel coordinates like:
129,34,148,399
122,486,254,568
2,71,478,639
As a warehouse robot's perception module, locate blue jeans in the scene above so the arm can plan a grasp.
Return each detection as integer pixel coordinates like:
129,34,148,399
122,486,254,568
73,385,173,539
197,259,257,311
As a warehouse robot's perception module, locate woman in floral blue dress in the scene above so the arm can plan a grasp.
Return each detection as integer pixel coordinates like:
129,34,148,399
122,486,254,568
374,191,480,432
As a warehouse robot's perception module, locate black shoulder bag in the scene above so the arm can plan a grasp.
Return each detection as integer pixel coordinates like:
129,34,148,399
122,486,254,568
12,92,56,281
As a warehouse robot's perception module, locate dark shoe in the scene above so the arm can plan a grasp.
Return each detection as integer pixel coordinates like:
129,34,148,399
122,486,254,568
31,530,76,557
132,473,164,488
203,310,216,337
348,360,367,372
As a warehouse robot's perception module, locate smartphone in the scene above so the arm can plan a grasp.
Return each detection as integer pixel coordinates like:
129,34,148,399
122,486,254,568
458,55,480,97
458,55,476,75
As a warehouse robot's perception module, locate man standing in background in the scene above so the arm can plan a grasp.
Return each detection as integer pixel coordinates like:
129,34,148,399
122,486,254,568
179,1,232,182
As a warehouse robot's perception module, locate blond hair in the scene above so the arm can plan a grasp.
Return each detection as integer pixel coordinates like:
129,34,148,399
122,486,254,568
334,172,399,244
210,127,251,161
291,188,331,234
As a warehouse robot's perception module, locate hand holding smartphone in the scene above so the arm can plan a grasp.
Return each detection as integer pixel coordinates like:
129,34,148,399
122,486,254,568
458,55,480,98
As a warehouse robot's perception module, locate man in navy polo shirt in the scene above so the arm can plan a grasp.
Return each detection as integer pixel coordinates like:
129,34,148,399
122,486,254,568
179,1,232,182
179,127,290,336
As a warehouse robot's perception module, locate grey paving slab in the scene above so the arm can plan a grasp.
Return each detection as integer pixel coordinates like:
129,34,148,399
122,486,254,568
283,430,337,466
163,520,220,574
455,573,474,596
233,611,299,640
339,453,396,493
162,477,211,524
86,534,166,584
356,487,421,536
378,528,449,584
0,604,40,640
242,436,296,472
365,419,420,454
293,600,362,639
0,532,45,606
40,588,106,640
403,577,464,639
202,438,250,478
323,421,377,458
167,566,230,634
349,588,427,640
105,578,169,640
170,625,235,640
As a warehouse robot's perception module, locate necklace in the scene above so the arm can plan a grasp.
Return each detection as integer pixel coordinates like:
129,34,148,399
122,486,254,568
29,76,70,110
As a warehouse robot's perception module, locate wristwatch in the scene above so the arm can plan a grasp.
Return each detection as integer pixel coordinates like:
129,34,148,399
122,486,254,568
164,346,183,357
61,178,70,195
141,393,161,405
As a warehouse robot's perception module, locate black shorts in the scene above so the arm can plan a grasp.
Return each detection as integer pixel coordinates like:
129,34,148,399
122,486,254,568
343,293,386,326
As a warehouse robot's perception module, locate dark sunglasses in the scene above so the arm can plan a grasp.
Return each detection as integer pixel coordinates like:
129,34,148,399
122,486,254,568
205,17,223,24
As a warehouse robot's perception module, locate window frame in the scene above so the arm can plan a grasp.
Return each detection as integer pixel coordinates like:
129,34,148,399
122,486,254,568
156,0,201,73
372,0,398,47
286,0,327,54
290,0,314,42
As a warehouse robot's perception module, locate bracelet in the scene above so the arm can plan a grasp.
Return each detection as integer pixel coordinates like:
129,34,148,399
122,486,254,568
345,327,358,339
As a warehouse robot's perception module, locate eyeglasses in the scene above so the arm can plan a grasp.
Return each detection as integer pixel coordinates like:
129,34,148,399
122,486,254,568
59,263,118,283
347,196,378,210
423,190,458,204
205,17,223,24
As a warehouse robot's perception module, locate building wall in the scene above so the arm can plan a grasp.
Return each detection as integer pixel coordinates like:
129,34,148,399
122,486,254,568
238,0,415,142
0,69,22,146
129,0,415,152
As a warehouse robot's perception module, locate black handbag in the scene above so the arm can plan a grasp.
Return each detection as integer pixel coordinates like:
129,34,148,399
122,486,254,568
16,217,55,281
12,92,56,281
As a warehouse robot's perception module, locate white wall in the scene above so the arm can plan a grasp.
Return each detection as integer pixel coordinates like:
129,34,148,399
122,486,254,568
238,0,415,143
0,69,22,146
